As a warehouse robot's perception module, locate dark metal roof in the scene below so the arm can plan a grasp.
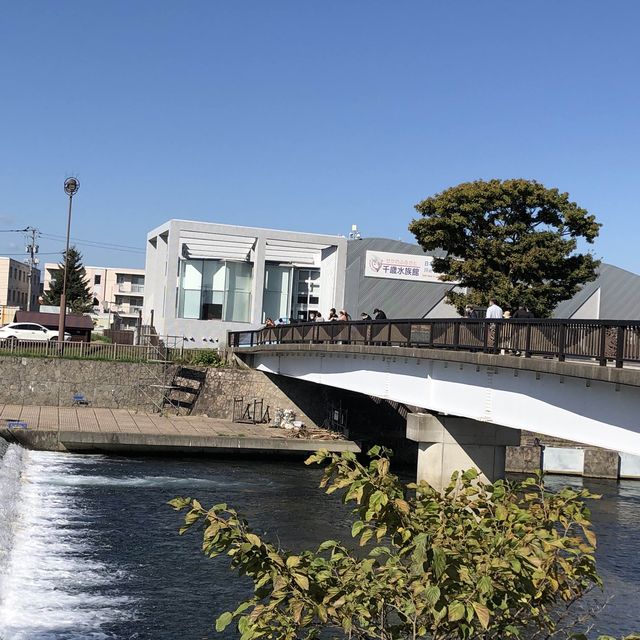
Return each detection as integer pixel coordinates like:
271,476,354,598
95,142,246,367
345,238,454,318
553,263,640,320
15,311,94,330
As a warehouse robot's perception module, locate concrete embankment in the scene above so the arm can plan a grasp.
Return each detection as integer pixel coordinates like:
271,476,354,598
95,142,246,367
0,406,360,456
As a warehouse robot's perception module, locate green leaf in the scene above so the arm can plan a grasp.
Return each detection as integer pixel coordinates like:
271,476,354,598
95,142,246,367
245,533,261,547
286,555,301,568
359,528,373,547
167,497,191,510
351,520,365,537
424,585,441,607
472,602,490,629
448,601,466,622
318,539,338,551
215,611,234,632
432,547,446,578
293,573,309,590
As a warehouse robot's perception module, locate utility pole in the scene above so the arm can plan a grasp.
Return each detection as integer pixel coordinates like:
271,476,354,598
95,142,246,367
24,227,40,312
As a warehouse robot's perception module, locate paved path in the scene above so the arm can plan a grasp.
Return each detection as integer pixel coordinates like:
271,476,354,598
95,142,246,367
0,405,360,455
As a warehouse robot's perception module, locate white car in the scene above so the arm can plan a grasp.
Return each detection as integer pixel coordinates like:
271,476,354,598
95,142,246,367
0,322,71,345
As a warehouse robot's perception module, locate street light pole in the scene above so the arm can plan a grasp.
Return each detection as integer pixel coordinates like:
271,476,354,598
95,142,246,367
58,177,80,346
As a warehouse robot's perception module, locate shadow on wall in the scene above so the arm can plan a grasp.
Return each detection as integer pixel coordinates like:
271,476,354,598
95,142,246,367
262,372,418,468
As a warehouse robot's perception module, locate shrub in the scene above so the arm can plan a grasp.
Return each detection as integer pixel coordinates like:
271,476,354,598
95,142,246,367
171,447,632,639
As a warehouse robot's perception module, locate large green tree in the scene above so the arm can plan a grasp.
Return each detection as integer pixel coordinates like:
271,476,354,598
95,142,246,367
170,448,626,640
409,179,601,317
42,245,94,313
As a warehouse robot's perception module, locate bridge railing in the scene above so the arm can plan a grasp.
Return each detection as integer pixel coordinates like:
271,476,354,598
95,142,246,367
228,318,640,369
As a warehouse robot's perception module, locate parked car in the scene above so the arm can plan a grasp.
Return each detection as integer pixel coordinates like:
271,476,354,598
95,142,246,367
0,322,71,345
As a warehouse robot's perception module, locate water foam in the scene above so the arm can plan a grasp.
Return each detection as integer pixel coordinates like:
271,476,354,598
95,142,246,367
0,447,134,639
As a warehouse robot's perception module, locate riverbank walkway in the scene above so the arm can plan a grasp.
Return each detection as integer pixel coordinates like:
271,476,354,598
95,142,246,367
0,405,360,455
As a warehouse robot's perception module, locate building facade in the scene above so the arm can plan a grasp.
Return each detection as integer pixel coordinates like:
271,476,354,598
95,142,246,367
0,257,41,316
143,220,347,345
344,238,459,319
43,264,145,330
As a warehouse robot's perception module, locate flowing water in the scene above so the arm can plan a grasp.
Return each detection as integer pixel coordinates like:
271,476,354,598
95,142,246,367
0,445,638,639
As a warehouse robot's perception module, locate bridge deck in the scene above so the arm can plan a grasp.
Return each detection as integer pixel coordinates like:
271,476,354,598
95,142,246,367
235,342,640,388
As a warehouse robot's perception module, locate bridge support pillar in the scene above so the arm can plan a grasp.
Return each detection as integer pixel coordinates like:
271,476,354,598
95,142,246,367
407,413,521,492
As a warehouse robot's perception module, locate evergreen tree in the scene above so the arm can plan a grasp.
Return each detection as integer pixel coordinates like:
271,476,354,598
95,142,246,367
409,179,601,317
43,246,94,313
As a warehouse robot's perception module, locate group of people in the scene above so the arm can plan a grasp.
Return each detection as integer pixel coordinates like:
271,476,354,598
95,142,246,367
465,299,535,320
263,307,388,328
313,307,387,322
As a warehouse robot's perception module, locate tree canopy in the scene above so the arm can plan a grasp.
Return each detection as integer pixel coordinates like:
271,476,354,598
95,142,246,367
42,245,94,313
170,447,624,640
409,179,601,317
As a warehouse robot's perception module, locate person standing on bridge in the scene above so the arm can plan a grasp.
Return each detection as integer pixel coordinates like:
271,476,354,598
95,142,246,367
464,305,478,319
373,308,387,320
485,298,503,319
513,305,534,319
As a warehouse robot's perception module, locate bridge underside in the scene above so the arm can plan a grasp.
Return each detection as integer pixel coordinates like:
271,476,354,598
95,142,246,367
239,344,640,458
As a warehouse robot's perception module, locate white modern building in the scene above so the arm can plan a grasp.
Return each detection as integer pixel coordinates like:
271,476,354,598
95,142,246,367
143,220,347,345
43,264,145,330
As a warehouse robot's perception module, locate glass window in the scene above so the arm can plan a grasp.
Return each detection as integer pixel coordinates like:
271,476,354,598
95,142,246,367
94,275,101,284
262,264,291,323
177,259,253,322
224,262,252,322
178,261,203,319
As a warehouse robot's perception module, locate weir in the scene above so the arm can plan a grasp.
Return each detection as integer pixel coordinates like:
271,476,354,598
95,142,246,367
0,444,133,637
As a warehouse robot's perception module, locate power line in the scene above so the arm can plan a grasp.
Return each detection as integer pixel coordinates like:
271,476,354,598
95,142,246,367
39,232,146,254
0,228,29,233
0,252,60,257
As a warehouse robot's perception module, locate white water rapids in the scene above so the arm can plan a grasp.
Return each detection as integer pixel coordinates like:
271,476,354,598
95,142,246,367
0,445,133,640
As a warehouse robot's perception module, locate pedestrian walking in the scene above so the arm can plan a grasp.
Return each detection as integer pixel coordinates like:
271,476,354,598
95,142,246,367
373,308,387,320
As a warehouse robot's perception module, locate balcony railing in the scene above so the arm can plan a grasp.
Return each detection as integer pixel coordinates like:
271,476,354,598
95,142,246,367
117,283,145,293
228,318,640,369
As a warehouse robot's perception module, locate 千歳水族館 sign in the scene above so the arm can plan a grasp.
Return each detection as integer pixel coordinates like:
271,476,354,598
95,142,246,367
364,250,453,283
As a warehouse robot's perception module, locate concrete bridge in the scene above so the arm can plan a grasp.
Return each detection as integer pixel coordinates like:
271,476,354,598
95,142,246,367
229,318,640,488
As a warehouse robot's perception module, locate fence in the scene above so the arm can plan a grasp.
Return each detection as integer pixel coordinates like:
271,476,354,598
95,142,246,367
228,318,640,369
0,339,219,364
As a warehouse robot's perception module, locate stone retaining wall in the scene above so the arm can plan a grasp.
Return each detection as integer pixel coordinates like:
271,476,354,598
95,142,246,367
0,356,169,410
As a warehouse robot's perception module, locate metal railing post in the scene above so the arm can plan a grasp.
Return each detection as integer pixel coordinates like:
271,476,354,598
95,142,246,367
558,322,566,362
525,322,532,358
598,325,607,366
615,324,625,369
453,321,460,350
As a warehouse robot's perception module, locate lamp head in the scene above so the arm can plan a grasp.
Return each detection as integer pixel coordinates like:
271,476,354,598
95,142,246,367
64,177,80,196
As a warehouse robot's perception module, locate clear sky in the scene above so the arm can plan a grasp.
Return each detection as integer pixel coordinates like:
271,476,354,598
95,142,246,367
0,1,638,272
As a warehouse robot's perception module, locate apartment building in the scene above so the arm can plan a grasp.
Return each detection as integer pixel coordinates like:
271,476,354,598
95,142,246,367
0,257,41,315
43,264,145,330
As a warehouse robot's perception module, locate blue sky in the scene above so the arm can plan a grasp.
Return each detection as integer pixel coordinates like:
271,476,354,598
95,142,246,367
0,1,638,272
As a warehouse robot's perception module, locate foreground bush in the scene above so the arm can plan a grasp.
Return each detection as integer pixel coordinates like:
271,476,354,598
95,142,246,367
171,447,633,639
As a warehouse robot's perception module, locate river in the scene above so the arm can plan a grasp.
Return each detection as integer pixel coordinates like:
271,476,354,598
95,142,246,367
0,445,638,639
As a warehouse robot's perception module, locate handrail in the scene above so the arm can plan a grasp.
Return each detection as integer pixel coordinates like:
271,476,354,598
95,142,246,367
227,318,640,369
